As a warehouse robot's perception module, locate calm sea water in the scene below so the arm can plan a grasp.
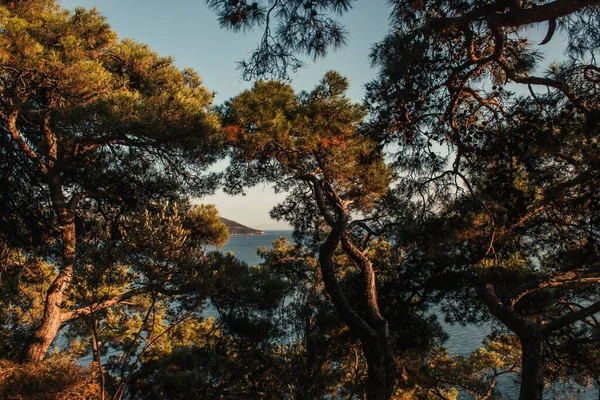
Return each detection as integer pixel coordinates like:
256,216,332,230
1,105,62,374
216,231,598,400
215,230,293,266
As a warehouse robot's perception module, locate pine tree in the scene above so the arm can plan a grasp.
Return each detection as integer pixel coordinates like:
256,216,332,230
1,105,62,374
0,0,221,362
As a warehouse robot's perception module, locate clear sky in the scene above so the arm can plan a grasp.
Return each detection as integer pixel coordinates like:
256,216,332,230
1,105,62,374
59,1,566,230
59,0,391,229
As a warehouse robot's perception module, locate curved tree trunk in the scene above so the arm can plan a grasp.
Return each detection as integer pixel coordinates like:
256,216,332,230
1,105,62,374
319,231,395,399
342,237,395,399
23,174,76,363
316,193,395,399
518,330,545,400
23,266,73,363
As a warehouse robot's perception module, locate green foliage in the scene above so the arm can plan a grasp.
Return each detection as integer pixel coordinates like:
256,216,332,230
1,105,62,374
222,71,392,217
0,0,225,369
1,1,597,399
209,1,599,396
127,237,373,399
209,251,292,340
206,0,355,80
419,335,520,399
0,239,56,360
0,0,222,252
380,59,600,395
187,204,230,249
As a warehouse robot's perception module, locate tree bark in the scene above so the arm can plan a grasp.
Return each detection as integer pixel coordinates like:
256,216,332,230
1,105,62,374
477,283,546,400
518,330,545,400
342,236,395,399
319,230,394,400
363,330,395,400
23,174,76,363
314,180,395,399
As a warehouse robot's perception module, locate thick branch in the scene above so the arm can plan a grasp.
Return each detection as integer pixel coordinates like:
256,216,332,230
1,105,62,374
508,270,600,307
59,282,197,324
506,72,590,113
341,235,388,329
542,299,600,333
42,112,57,170
61,288,145,323
432,0,600,33
477,283,531,334
491,0,599,27
300,173,336,227
7,110,48,175
318,203,375,339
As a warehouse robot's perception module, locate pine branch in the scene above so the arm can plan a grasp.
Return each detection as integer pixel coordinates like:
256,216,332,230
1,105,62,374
60,288,145,323
543,299,600,333
7,110,48,175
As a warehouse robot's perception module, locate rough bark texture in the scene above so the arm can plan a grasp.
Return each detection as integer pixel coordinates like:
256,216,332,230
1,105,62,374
23,174,75,363
477,283,545,399
478,280,600,399
315,180,395,400
319,231,395,400
363,331,395,400
432,0,600,32
342,236,395,399
519,331,545,400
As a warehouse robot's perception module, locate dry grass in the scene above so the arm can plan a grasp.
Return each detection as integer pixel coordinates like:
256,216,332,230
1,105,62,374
0,358,101,400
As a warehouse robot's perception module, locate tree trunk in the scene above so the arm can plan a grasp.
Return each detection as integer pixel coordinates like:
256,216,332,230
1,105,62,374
320,236,394,399
317,218,395,398
342,237,395,399
311,178,395,399
23,175,76,363
519,331,545,400
363,326,395,400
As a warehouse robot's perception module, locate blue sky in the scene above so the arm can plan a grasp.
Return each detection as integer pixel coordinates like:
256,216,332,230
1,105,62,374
59,1,566,229
60,0,391,229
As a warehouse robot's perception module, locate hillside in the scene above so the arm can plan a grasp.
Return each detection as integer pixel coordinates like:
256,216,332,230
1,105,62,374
219,217,265,236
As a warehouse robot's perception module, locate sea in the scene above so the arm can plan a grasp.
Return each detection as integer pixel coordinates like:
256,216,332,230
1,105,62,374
217,231,599,400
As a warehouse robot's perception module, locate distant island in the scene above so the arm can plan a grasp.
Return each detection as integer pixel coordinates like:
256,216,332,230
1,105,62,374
219,217,265,236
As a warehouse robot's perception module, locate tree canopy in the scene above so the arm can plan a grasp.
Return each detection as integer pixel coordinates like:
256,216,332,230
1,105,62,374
0,0,222,363
0,1,598,399
208,1,600,399
221,71,399,398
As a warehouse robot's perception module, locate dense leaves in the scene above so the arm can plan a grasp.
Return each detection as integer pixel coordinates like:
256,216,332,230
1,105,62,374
0,0,222,364
1,0,599,399
209,1,600,399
